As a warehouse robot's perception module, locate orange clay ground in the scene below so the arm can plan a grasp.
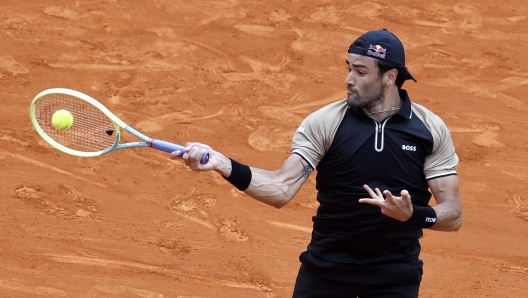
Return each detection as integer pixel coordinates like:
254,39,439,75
1,1,527,297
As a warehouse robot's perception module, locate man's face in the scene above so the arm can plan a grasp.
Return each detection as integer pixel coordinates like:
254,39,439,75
345,54,385,109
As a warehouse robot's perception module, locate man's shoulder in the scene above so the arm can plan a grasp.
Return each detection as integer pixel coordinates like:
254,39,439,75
410,102,452,136
308,98,348,118
411,102,444,121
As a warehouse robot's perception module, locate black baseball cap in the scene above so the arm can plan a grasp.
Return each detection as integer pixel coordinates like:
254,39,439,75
348,28,417,82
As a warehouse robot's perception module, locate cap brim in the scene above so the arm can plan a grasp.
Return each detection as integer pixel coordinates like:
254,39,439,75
405,68,417,82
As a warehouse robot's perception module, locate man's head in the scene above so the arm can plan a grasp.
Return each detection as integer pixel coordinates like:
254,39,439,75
347,28,416,88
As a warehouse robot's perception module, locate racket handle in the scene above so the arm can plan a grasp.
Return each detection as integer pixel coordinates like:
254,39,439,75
149,140,209,164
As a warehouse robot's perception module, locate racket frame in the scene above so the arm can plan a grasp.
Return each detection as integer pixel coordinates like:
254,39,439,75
30,88,194,159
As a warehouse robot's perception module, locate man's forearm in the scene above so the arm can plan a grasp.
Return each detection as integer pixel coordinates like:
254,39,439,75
219,154,311,209
430,201,462,231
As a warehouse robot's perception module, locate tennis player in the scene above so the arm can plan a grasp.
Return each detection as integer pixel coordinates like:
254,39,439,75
172,28,462,298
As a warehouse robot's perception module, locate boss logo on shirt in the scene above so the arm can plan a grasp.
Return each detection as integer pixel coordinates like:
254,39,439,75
402,144,416,151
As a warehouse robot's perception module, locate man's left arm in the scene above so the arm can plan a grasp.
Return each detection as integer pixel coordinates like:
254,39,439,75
427,175,462,231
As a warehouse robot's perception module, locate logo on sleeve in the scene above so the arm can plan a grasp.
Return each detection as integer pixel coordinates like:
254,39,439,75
402,144,416,151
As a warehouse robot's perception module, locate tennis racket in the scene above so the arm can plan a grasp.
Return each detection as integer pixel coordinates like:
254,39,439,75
29,88,209,163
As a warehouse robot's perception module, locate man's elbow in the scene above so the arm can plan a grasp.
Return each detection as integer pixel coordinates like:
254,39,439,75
453,214,462,232
449,210,463,231
270,195,294,209
452,217,462,231
272,199,289,209
433,208,462,231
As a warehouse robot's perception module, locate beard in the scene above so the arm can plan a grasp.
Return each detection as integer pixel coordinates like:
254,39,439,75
346,78,385,109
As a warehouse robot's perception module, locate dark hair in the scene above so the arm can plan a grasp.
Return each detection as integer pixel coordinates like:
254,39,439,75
376,59,407,88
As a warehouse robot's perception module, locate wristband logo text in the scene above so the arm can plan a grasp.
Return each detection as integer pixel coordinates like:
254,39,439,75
425,217,436,223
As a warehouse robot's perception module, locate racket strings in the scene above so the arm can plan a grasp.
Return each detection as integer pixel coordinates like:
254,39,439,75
34,94,117,152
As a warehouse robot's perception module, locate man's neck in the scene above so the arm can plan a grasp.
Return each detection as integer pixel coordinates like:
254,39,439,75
364,88,402,121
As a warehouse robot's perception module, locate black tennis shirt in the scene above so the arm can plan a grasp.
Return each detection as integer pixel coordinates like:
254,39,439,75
291,89,458,268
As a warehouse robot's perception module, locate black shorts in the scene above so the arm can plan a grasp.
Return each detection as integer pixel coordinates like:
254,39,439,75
292,260,423,298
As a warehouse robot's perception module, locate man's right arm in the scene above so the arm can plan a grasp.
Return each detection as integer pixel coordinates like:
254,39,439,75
170,143,313,208
243,154,313,208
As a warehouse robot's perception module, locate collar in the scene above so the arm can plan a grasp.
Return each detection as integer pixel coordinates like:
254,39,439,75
351,89,412,120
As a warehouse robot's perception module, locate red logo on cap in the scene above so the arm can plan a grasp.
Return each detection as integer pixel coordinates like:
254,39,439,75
367,44,386,59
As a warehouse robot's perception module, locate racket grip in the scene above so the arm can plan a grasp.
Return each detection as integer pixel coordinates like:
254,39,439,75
149,140,209,164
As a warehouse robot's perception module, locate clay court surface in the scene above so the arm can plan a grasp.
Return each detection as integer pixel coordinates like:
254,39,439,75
1,0,528,297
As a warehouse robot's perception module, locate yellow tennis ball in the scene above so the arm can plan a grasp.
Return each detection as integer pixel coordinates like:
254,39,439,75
51,109,74,130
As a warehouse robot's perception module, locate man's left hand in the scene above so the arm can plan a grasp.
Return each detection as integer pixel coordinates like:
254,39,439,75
359,185,413,222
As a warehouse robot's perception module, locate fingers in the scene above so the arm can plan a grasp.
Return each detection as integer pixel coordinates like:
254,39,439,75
187,146,207,163
383,190,394,201
168,144,208,162
382,190,410,201
359,186,414,222
359,184,383,205
400,189,411,203
362,184,386,200
169,150,183,160
168,142,218,172
363,184,376,196
359,185,399,205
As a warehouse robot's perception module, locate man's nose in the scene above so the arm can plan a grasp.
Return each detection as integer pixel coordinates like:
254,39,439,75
345,71,355,85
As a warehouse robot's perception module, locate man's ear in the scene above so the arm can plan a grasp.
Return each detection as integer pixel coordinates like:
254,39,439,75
384,69,398,86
